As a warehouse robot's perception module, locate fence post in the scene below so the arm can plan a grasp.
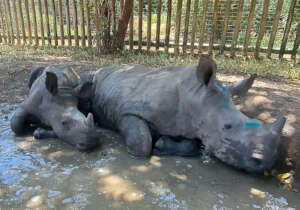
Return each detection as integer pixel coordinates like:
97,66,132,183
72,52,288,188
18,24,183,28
72,0,79,47
267,0,283,58
38,0,45,46
279,0,296,59
182,0,191,55
25,0,32,45
112,0,116,34
12,0,20,45
79,0,86,47
243,0,256,56
18,0,26,45
164,0,172,53
138,0,143,51
0,1,9,44
85,0,92,47
44,0,51,46
31,0,39,47
51,0,58,47
129,1,134,50
198,0,208,53
155,0,161,51
174,0,183,55
220,0,232,54
0,2,5,44
209,0,220,56
292,22,300,60
147,0,152,52
5,0,14,45
58,0,65,46
66,0,72,46
254,0,270,59
230,0,244,57
190,0,199,55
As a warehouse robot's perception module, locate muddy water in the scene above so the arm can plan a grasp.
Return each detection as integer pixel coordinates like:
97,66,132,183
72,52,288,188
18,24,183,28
0,105,298,210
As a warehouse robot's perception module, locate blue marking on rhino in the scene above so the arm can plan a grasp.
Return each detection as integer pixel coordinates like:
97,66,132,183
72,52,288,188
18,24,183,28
244,122,260,128
217,83,227,92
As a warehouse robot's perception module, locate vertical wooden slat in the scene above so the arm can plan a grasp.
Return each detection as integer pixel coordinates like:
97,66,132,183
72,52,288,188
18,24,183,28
120,0,124,17
291,22,300,60
129,1,134,50
66,0,72,46
85,0,92,47
58,0,64,46
0,10,2,43
38,0,45,46
254,0,270,59
190,0,199,55
6,0,14,44
112,0,116,34
31,0,39,46
209,0,220,55
44,0,51,45
164,0,172,53
243,0,256,56
93,0,100,32
1,0,10,44
18,0,26,44
230,0,244,57
147,0,152,52
138,0,143,50
198,0,209,53
266,0,283,58
182,0,191,54
0,1,6,44
12,0,20,45
79,0,85,47
51,0,58,47
72,0,79,47
25,0,32,45
220,0,231,54
155,0,161,50
174,0,183,55
279,0,296,59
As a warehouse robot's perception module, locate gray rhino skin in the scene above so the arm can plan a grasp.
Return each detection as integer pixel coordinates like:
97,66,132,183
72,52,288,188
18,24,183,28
90,57,286,172
10,66,99,151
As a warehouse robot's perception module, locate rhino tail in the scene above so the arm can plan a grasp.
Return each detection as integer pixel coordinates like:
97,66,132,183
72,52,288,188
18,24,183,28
28,66,46,89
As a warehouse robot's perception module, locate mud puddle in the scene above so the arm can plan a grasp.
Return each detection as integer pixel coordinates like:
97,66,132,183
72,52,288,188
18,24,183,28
0,105,298,209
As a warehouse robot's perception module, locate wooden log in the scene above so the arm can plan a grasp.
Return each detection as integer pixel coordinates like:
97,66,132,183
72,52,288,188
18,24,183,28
37,0,45,46
6,0,14,44
291,22,300,60
25,0,32,45
66,0,72,46
198,0,208,53
279,0,296,59
230,0,244,57
12,0,20,45
190,0,199,55
51,0,58,47
220,0,231,54
138,0,143,50
174,0,183,55
18,0,26,44
44,0,51,45
72,0,79,47
243,0,256,56
164,0,172,53
129,0,134,50
155,0,161,50
147,0,152,52
254,0,270,59
266,0,283,58
79,0,85,47
58,0,64,46
182,0,191,54
209,0,220,55
85,0,92,47
31,0,39,46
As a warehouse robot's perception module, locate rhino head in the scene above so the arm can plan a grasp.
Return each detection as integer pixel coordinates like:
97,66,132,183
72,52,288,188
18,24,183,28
180,57,286,172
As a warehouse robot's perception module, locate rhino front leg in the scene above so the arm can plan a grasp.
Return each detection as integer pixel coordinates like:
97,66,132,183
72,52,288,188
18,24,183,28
10,107,36,135
33,128,58,139
119,115,152,157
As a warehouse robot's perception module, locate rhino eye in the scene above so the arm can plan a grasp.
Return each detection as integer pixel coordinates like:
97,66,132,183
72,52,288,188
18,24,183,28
224,124,232,130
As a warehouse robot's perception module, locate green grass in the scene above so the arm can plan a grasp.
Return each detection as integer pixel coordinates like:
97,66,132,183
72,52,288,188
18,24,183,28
0,45,299,80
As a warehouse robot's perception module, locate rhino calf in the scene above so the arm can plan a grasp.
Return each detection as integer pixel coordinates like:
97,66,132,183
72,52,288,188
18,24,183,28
10,66,99,151
89,56,285,172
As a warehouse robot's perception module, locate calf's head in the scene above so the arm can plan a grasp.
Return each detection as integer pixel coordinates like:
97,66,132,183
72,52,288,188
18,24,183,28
185,57,286,172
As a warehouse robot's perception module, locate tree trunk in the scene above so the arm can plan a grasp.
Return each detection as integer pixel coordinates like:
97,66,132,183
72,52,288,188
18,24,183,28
114,0,133,50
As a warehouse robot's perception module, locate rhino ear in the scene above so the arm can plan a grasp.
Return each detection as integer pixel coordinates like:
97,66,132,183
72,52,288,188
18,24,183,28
28,66,46,89
45,71,58,95
75,81,93,99
271,116,286,135
227,74,256,97
196,56,216,86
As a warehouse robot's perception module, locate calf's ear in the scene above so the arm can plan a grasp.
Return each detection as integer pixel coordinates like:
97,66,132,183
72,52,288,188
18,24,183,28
28,66,45,89
45,71,58,95
75,82,93,99
196,56,216,86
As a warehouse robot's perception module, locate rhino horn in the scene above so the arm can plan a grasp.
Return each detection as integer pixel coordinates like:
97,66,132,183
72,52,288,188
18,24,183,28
271,116,286,135
227,74,256,97
70,67,81,79
86,113,95,128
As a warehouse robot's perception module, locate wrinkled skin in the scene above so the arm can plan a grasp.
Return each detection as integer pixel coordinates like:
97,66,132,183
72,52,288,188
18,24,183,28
10,66,99,151
89,57,286,172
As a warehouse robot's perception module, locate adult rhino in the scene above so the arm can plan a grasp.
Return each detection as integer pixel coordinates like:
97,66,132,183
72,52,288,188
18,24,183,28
10,66,99,151
88,56,286,172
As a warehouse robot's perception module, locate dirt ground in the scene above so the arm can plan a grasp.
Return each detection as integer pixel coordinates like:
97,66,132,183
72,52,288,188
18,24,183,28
1,55,300,189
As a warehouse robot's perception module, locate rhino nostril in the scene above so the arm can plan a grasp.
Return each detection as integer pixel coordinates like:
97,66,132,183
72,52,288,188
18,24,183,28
224,124,232,130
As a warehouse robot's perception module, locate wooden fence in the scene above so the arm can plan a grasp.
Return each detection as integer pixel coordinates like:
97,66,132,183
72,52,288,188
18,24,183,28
0,0,299,59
